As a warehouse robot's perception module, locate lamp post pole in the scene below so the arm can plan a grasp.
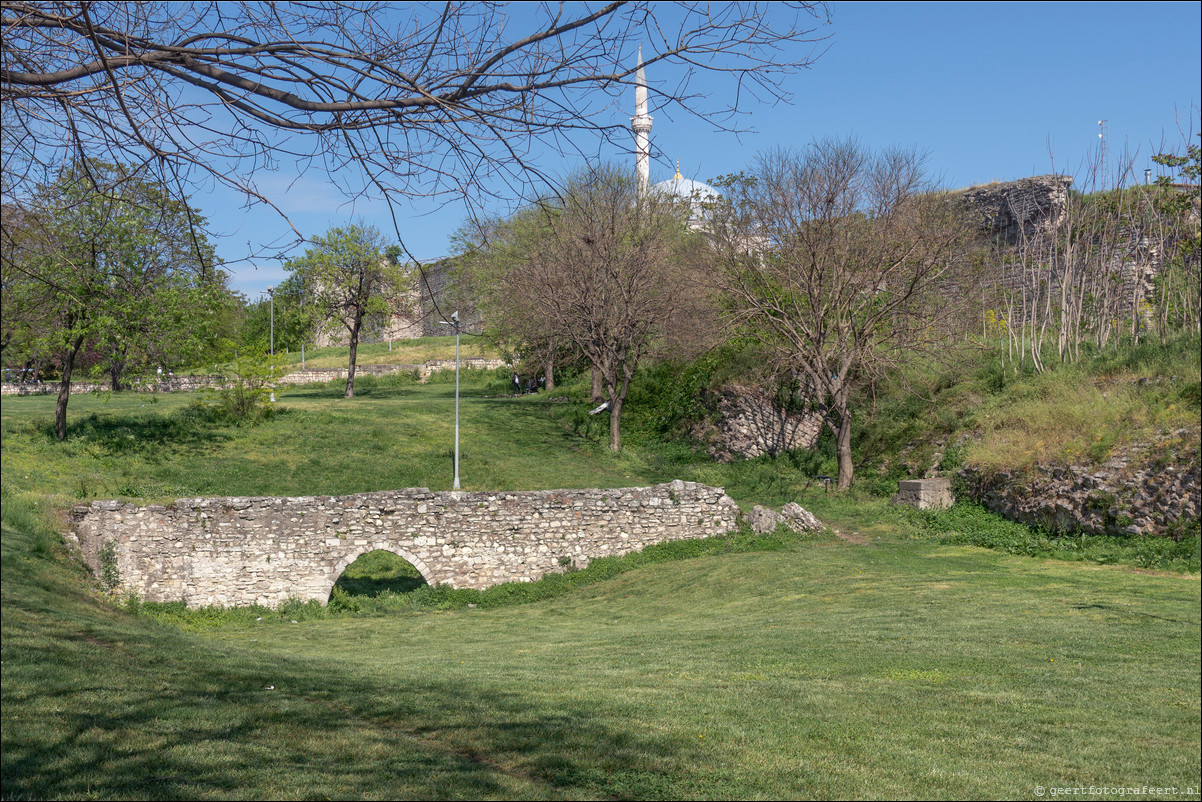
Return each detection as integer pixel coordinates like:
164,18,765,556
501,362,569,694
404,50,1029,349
452,311,460,490
440,311,461,490
262,286,275,403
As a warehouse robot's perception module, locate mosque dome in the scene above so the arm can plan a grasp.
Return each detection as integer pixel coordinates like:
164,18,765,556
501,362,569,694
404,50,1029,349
652,166,720,227
653,173,720,206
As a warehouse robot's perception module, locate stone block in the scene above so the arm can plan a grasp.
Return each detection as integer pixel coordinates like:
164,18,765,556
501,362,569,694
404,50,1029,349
892,478,954,510
780,502,822,532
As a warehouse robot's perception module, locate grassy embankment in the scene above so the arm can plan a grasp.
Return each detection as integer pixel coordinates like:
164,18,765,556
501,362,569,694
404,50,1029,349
2,353,1200,799
271,335,502,371
853,333,1201,482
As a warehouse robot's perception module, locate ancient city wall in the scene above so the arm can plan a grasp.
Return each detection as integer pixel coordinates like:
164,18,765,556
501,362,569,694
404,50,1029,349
960,429,1200,539
692,385,823,463
70,481,741,608
961,175,1073,244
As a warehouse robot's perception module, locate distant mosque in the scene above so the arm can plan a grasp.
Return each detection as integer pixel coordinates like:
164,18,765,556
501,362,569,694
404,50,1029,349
631,47,720,229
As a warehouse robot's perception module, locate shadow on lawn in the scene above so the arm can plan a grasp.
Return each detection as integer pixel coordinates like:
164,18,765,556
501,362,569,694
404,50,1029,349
47,408,240,456
2,605,700,801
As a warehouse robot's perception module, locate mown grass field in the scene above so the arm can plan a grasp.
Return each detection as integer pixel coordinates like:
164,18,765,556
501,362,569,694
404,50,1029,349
2,372,1200,800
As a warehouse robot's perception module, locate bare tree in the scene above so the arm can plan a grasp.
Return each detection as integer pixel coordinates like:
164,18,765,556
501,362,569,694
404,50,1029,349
990,131,1200,376
2,1,828,262
712,141,970,489
462,164,712,451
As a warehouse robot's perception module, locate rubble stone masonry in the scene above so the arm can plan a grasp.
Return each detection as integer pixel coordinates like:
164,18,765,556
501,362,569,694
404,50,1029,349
70,481,741,608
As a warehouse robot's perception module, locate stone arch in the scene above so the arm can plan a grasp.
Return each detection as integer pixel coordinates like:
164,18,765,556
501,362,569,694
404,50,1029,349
325,543,436,602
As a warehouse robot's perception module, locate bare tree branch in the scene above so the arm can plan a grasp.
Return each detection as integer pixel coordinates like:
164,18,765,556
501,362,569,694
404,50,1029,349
3,0,829,257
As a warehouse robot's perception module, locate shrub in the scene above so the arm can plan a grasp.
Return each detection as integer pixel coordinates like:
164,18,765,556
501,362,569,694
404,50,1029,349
210,352,285,422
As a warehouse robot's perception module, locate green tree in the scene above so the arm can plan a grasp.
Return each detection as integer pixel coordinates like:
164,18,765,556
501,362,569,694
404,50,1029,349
1149,133,1202,338
2,161,227,439
237,274,321,355
284,225,407,398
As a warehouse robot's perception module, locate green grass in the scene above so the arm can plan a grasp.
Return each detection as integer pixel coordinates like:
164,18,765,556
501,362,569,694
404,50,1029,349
3,499,1199,799
3,367,1200,798
850,333,1201,477
0,378,638,506
271,335,501,371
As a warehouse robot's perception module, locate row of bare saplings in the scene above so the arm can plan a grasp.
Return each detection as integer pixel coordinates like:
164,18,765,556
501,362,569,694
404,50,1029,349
989,179,1199,375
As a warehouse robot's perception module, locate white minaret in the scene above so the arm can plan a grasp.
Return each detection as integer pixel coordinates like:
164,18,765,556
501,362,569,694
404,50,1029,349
631,46,652,196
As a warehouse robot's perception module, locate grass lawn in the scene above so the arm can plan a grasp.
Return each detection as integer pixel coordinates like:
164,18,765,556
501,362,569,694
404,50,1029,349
2,379,1199,799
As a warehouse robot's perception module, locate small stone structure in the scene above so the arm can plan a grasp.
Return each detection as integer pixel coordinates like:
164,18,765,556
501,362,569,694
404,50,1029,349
694,385,823,462
891,478,954,510
70,481,740,608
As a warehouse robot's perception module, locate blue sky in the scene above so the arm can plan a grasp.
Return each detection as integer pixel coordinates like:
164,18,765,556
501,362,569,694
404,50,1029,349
210,1,1202,298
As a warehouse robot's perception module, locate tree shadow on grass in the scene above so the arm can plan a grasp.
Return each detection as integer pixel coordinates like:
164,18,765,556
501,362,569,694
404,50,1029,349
46,407,246,457
284,373,424,401
2,602,706,801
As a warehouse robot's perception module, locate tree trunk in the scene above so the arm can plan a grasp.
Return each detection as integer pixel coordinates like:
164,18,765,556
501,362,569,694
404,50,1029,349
544,352,555,391
835,406,854,490
109,347,128,391
344,314,363,399
608,396,623,452
55,334,86,441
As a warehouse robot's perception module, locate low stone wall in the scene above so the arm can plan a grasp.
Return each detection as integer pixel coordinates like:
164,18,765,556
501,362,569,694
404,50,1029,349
70,481,740,608
419,357,506,378
0,375,223,395
1,358,508,396
960,433,1199,538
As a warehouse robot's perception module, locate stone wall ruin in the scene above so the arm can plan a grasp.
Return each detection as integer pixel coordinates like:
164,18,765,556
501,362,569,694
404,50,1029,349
70,481,741,608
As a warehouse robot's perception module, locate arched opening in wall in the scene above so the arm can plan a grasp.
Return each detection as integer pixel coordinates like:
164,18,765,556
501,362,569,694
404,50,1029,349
331,550,428,604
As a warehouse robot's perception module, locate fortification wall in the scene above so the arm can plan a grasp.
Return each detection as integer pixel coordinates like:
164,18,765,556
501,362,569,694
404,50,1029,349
960,429,1200,539
69,481,740,608
961,175,1073,245
692,385,823,462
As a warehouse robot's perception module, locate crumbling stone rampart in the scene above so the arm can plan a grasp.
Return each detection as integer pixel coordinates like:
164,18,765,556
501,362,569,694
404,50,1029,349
961,175,1073,245
693,385,823,462
960,431,1199,538
70,481,740,608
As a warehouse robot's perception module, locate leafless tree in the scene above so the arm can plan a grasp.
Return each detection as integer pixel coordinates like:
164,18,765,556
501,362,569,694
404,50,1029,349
2,1,829,262
711,140,971,489
990,131,1200,376
462,164,714,451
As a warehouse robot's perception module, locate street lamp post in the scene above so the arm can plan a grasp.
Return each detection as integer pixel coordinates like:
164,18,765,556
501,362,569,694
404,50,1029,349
262,286,275,403
440,311,461,490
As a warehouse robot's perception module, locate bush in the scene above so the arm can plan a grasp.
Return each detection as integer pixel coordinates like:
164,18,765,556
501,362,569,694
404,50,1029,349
210,352,284,422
